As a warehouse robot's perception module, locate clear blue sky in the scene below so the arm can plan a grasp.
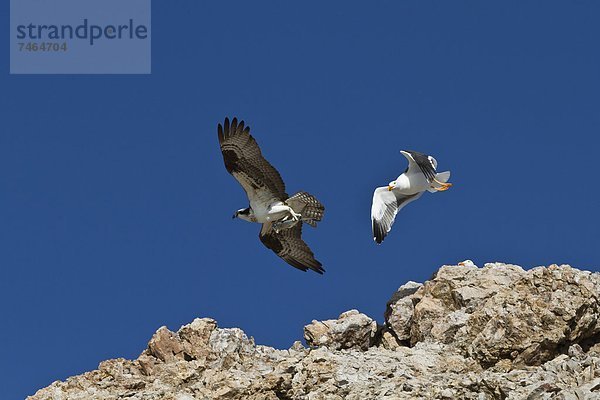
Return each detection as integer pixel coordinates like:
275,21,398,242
2,1,599,398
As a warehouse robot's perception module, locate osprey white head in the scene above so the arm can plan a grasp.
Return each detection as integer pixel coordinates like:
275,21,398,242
233,207,256,222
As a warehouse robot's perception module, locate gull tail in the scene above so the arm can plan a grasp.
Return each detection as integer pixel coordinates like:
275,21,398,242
428,171,451,193
286,191,325,228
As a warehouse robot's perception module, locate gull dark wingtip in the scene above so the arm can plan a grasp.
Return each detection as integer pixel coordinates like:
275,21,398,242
223,117,230,136
217,124,224,143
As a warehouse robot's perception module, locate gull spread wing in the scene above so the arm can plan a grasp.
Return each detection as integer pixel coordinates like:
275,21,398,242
371,187,424,244
218,117,288,205
401,150,438,182
259,222,324,274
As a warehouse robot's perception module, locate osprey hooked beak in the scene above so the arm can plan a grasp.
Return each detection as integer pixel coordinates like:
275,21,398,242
232,211,238,219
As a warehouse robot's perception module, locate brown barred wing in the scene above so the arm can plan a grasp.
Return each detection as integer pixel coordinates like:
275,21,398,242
218,117,288,203
259,222,324,274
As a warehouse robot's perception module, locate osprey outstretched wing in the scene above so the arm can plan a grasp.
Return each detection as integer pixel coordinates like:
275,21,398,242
259,222,324,274
218,117,288,205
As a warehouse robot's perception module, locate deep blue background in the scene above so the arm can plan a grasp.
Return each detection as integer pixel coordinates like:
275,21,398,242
2,2,599,399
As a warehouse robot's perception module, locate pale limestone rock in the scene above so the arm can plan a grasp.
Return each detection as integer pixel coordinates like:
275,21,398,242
378,327,402,350
385,281,422,342
28,262,600,400
303,309,377,351
386,262,600,367
147,326,184,362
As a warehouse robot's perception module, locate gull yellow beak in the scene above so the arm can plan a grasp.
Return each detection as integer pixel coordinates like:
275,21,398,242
387,185,394,191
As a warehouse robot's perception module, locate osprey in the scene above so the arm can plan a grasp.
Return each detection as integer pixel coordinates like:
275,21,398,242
218,117,325,273
371,150,452,244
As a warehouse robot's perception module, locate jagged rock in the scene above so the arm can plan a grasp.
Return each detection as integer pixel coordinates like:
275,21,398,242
303,309,377,350
147,326,184,362
377,327,402,350
386,262,600,367
28,262,600,400
385,281,422,342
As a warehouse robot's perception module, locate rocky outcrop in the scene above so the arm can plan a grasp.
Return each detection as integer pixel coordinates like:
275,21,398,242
386,262,600,368
303,309,378,351
29,262,600,400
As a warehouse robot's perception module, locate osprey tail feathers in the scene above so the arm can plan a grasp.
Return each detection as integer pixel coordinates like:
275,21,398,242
286,191,325,228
